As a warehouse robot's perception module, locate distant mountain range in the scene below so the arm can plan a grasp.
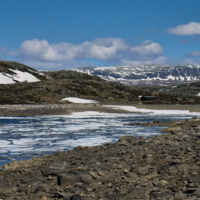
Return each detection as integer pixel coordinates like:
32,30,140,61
74,65,200,86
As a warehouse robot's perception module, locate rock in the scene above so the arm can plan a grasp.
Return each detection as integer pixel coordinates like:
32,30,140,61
79,174,94,185
42,162,68,176
88,171,97,179
34,185,47,194
192,116,198,120
190,165,199,171
157,180,169,188
193,189,200,198
177,164,190,173
86,187,93,192
153,119,160,123
168,166,178,175
126,187,146,199
137,167,149,175
196,139,200,144
130,164,136,172
58,174,79,186
145,171,160,179
157,190,173,199
186,146,192,152
171,128,183,135
98,171,105,177
73,166,88,171
70,195,82,200
152,178,160,186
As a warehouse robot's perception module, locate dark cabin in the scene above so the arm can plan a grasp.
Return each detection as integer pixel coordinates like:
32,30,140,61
141,96,157,101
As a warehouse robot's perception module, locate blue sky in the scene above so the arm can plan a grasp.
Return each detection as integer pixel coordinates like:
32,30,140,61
1,0,200,70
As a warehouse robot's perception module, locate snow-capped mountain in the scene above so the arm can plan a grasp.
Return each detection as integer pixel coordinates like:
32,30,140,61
0,61,48,84
74,65,200,86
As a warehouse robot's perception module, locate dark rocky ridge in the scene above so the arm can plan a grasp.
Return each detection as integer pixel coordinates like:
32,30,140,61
1,117,200,199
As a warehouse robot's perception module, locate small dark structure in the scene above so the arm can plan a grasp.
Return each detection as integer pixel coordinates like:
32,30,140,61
141,96,157,101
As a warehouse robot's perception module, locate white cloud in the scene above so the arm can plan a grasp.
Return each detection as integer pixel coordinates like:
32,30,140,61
3,38,166,69
130,40,164,60
187,51,200,57
167,22,200,35
16,38,128,61
10,38,164,62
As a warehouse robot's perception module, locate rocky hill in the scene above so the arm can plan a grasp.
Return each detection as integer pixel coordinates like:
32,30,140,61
74,65,200,86
0,61,200,104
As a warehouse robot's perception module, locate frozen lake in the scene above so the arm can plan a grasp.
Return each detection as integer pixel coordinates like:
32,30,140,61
0,107,200,166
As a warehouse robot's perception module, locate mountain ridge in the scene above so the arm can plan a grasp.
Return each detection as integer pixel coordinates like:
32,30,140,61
73,65,200,86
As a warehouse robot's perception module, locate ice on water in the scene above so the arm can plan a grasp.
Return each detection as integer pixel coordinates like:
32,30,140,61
0,109,199,166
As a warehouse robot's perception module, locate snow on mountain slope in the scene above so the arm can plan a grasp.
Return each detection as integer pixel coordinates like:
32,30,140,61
0,70,40,84
74,65,200,86
0,61,48,84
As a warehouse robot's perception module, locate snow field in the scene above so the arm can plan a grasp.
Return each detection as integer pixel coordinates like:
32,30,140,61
0,70,40,84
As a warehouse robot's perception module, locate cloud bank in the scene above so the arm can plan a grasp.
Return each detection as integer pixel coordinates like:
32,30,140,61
2,38,166,69
15,38,128,61
2,36,200,70
168,22,200,35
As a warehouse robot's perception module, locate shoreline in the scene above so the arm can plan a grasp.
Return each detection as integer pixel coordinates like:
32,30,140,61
1,117,200,199
102,103,200,112
0,103,136,117
0,103,200,117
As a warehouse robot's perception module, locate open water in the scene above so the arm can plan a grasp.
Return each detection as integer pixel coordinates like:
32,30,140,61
0,110,199,166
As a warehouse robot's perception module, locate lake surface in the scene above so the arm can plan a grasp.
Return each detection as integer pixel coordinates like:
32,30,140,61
0,110,199,166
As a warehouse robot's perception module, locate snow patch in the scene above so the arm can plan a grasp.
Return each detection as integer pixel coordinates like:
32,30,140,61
105,105,200,116
62,97,98,103
0,70,40,84
0,74,15,84
11,70,40,83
